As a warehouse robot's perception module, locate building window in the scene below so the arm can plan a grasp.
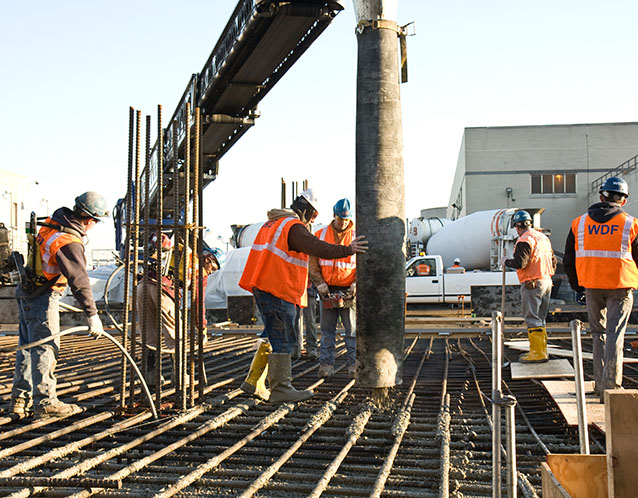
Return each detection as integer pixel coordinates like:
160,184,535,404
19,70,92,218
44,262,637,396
531,173,576,194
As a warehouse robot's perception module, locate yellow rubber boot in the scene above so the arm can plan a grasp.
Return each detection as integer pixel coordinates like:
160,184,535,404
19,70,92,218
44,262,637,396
519,327,549,363
240,339,272,400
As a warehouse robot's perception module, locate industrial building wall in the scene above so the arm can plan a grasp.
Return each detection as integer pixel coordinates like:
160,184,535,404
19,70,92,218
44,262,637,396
0,170,49,256
447,122,638,253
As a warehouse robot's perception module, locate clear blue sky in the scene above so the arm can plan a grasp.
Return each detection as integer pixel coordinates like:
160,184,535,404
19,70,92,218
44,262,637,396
2,1,638,253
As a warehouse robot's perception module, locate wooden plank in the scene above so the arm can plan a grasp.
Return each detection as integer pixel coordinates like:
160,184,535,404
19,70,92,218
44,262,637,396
547,454,608,498
605,389,638,498
505,341,638,364
510,359,574,379
541,380,606,430
541,462,571,498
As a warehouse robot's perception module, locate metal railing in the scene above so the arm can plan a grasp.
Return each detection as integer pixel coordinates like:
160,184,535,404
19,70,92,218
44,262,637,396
591,153,638,192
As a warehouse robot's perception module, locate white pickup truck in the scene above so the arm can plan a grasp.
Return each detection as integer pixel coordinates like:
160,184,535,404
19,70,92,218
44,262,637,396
405,255,520,304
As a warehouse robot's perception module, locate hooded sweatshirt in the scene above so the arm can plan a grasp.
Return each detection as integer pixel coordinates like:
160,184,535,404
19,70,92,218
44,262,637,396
48,207,98,316
563,201,638,292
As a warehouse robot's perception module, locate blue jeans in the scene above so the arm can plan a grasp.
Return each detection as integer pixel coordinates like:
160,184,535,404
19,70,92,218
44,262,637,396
319,304,356,367
12,285,62,405
253,288,299,354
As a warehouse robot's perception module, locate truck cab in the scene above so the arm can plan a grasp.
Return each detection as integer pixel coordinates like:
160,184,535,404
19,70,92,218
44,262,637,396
406,255,444,303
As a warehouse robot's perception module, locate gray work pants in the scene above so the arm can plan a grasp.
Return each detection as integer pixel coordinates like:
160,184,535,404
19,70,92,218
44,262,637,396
303,298,319,354
12,286,62,406
520,278,552,328
319,304,356,367
586,288,633,393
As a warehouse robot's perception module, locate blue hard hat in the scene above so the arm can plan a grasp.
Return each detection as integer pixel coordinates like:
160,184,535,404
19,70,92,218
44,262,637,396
204,247,225,268
511,210,532,227
599,176,629,197
333,198,352,219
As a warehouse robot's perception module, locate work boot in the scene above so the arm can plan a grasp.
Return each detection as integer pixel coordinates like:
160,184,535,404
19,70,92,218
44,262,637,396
307,349,319,361
10,396,33,418
519,327,549,363
240,339,272,400
317,363,335,379
268,353,313,404
34,399,80,418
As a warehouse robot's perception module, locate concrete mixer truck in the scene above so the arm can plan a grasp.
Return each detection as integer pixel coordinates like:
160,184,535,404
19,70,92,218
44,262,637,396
405,208,544,304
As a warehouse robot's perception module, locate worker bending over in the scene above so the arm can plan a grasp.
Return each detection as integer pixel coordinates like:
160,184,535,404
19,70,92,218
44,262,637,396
11,192,109,418
563,176,638,402
504,210,556,363
310,198,357,378
239,189,367,403
138,233,221,385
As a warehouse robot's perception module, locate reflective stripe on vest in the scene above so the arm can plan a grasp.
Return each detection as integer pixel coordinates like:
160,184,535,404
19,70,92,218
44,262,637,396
572,212,638,289
515,229,554,283
36,219,84,283
316,226,356,287
238,217,309,306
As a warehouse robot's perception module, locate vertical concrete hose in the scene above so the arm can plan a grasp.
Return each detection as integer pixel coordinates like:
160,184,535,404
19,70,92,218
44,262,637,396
1,325,158,420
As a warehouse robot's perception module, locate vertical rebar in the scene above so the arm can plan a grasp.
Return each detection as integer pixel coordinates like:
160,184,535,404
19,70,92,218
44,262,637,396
281,178,286,209
502,395,518,498
129,110,142,407
120,107,134,408
570,319,590,454
180,102,191,411
492,310,502,498
172,120,182,407
197,111,206,398
190,106,201,406
155,105,164,411
141,115,151,384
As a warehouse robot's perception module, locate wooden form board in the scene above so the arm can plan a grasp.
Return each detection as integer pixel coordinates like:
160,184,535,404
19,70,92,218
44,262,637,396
541,462,571,498
546,454,608,498
510,359,574,379
504,341,638,364
605,389,638,497
541,380,606,431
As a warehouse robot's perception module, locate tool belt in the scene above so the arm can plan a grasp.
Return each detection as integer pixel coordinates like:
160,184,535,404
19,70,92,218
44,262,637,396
322,291,355,309
524,279,538,290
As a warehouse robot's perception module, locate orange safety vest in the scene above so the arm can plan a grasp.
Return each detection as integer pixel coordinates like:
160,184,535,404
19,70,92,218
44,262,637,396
239,217,309,306
417,264,430,276
572,212,638,289
515,228,554,283
36,218,84,287
315,225,356,287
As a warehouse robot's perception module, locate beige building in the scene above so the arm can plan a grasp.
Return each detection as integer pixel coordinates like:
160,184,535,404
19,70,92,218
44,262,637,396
0,170,49,256
447,122,638,254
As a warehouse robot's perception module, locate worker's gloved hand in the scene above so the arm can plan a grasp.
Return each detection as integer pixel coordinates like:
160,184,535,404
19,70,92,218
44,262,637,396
349,282,356,297
350,235,368,254
317,283,329,298
501,255,509,267
576,291,586,306
88,314,105,340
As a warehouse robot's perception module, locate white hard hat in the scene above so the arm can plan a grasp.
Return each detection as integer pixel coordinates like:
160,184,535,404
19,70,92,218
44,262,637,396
454,258,461,264
299,189,319,211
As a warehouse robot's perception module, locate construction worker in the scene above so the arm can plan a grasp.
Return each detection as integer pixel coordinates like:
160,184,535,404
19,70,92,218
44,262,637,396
446,258,465,273
10,192,109,418
563,176,638,402
309,198,357,378
503,210,556,363
138,235,221,384
239,189,367,403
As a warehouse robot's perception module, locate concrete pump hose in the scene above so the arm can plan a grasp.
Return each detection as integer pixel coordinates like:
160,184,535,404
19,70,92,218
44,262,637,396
1,326,158,420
